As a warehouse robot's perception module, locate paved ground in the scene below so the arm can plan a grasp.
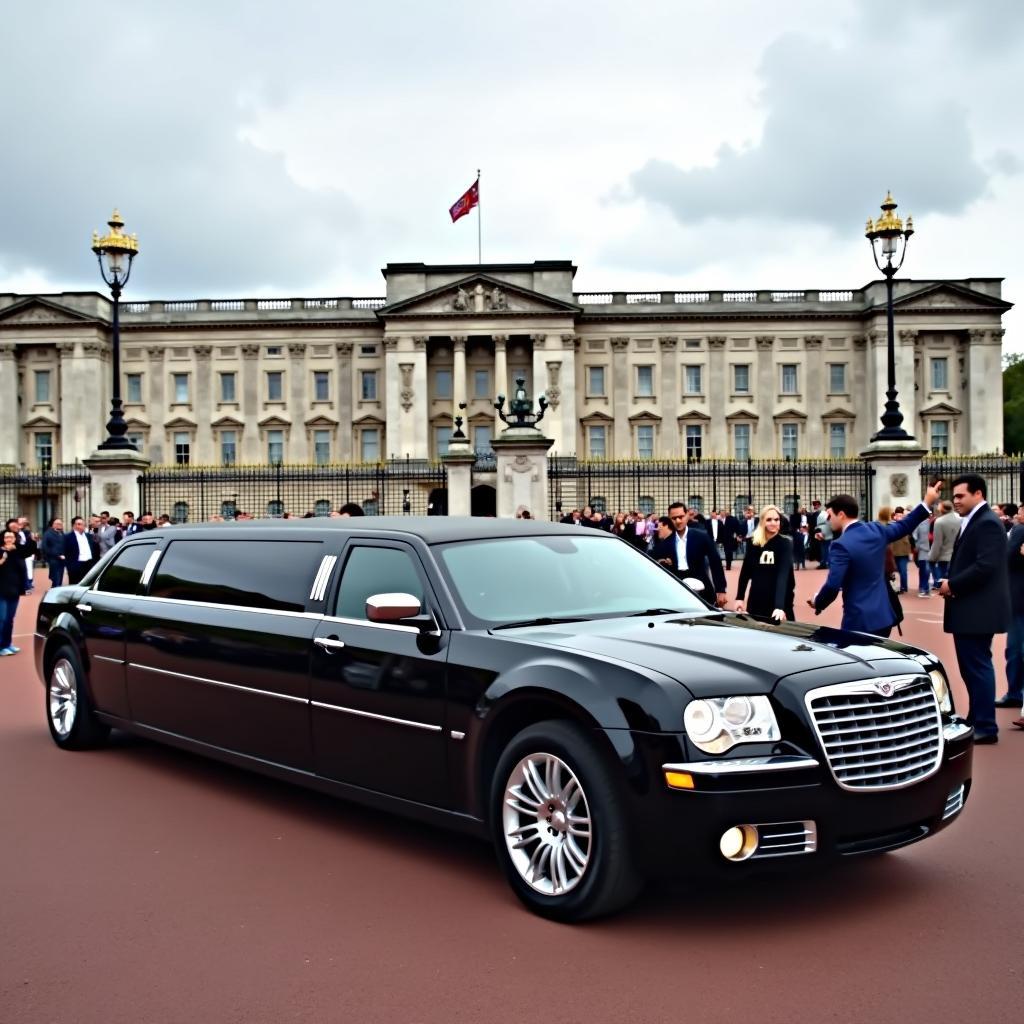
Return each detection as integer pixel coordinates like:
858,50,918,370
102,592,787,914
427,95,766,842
1,566,1022,1024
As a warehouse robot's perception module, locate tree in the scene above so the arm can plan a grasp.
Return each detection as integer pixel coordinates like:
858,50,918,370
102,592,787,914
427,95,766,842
1003,353,1024,454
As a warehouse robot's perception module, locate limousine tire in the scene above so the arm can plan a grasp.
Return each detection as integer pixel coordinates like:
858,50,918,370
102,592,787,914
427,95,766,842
491,720,642,921
46,645,110,750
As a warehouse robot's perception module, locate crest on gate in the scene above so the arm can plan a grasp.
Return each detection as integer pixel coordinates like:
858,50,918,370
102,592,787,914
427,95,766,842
102,482,121,504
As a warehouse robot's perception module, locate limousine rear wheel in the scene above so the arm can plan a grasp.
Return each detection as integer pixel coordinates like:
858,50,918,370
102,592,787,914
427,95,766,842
46,645,109,750
492,720,641,921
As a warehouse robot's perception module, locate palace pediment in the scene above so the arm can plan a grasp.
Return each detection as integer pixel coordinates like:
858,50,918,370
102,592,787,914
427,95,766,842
919,400,962,416
257,414,292,428
211,414,245,429
0,297,97,325
889,282,1012,314
23,413,60,428
822,406,857,419
379,274,581,318
164,415,197,429
304,414,339,428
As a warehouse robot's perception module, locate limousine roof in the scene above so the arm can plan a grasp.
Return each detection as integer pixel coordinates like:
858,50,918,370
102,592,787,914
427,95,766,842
136,516,608,546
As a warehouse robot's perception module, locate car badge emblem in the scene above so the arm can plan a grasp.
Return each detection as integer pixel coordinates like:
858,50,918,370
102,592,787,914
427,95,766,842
875,681,894,697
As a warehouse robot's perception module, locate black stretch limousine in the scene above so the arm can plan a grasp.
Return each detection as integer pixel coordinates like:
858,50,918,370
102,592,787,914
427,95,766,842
36,517,973,920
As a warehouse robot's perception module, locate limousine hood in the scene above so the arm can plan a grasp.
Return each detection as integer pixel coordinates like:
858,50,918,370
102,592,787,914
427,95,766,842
511,613,913,696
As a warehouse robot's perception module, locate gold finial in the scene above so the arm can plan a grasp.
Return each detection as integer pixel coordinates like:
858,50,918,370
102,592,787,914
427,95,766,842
92,207,140,255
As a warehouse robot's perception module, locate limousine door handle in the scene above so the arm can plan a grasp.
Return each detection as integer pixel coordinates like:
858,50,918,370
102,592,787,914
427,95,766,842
314,636,346,653
77,603,92,613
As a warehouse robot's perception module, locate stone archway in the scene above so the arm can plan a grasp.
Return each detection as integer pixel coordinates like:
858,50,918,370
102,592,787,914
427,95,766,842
471,484,496,517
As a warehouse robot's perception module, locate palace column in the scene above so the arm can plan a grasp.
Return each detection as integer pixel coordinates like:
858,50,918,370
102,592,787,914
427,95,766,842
968,328,1004,451
897,330,918,437
0,345,19,463
144,344,167,464
336,342,354,461
193,346,215,463
384,335,428,458
611,336,630,458
452,335,467,412
851,335,871,450
804,335,824,455
288,342,309,462
658,336,679,457
493,334,508,433
707,335,727,455
558,334,578,457
240,343,261,463
755,335,775,456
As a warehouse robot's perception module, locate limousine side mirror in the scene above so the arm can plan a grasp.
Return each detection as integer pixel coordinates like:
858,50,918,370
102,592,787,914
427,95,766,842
683,579,705,594
366,592,437,632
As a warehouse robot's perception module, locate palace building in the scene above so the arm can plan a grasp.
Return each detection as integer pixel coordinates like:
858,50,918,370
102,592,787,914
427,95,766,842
0,261,1011,470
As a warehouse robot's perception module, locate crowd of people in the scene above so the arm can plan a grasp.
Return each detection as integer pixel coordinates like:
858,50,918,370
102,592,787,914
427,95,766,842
3,480,1023,742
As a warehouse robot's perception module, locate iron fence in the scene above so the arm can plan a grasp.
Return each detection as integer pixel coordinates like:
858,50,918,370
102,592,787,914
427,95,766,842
548,457,874,519
921,455,1024,507
137,458,449,522
0,464,93,535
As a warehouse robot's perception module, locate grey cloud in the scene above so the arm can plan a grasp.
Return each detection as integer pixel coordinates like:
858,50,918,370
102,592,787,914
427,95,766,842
628,29,993,232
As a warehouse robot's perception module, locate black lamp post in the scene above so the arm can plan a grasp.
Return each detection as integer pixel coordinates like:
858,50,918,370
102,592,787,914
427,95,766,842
865,192,914,442
92,209,140,450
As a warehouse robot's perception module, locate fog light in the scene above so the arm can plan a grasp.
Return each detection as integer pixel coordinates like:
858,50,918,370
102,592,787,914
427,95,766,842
720,824,759,861
665,770,695,790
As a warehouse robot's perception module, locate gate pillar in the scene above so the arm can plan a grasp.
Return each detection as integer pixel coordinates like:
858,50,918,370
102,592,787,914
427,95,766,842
83,447,150,520
441,439,475,517
859,439,927,518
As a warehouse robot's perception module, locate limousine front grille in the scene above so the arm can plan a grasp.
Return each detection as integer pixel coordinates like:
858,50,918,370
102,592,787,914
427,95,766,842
805,676,942,792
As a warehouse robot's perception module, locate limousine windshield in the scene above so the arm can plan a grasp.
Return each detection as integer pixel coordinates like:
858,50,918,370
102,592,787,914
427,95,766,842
437,534,707,628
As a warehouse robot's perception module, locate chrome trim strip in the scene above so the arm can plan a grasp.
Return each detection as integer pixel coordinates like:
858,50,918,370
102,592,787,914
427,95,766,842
309,555,337,603
105,593,317,620
663,755,820,776
140,549,162,587
943,720,973,742
310,700,442,732
129,662,308,705
450,730,466,741
93,655,125,665
309,558,330,602
320,613,420,635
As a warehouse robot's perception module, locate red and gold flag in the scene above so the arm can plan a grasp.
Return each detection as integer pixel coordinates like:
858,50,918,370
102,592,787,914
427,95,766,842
449,180,480,223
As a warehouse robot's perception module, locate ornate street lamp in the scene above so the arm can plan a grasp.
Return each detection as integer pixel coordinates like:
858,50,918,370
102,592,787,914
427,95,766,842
91,209,140,449
495,377,548,429
865,192,914,441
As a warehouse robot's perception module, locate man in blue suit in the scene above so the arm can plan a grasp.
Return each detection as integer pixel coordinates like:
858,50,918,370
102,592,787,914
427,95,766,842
652,502,728,607
809,481,943,637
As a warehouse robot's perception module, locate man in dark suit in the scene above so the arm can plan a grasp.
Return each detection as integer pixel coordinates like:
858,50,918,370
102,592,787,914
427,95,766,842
652,502,728,606
938,474,1011,744
64,516,101,584
1001,505,1024,712
719,511,742,569
810,481,942,637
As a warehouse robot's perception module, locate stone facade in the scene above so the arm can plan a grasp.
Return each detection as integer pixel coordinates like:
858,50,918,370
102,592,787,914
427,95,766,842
0,262,1011,468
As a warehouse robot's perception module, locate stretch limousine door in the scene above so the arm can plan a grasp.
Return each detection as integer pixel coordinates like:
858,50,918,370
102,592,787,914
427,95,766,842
309,540,450,808
125,537,323,772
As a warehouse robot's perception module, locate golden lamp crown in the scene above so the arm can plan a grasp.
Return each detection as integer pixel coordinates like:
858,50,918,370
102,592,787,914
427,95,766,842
865,192,913,240
91,208,140,255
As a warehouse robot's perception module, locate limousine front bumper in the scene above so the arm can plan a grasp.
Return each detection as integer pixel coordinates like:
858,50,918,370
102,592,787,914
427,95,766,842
612,721,973,877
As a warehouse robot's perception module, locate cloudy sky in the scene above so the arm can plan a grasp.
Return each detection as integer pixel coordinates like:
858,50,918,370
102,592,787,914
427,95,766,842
2,1,1022,345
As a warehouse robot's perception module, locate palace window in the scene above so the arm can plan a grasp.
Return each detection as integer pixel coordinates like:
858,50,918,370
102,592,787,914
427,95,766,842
474,369,490,399
781,422,799,459
636,365,654,397
360,427,380,462
174,431,191,465
733,423,751,461
220,372,236,402
171,501,189,524
127,432,144,455
34,432,53,467
588,425,607,458
267,371,284,401
314,499,331,517
780,364,798,395
931,357,949,391
930,420,950,455
636,424,655,459
313,429,331,465
125,373,142,403
685,424,703,459
34,370,51,404
733,364,750,394
829,422,847,457
313,371,330,402
684,365,703,395
587,366,606,396
435,425,452,457
637,496,655,515
266,500,284,518
435,369,453,400
172,373,189,404
220,500,237,520
267,429,284,464
688,495,705,515
473,424,493,454
220,430,237,466
828,363,847,394
361,370,378,401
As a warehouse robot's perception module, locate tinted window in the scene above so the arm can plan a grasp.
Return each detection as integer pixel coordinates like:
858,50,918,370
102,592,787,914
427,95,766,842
150,540,322,612
96,543,157,595
335,547,424,620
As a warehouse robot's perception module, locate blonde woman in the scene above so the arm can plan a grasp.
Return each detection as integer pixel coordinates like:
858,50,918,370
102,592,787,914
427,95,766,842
734,505,795,622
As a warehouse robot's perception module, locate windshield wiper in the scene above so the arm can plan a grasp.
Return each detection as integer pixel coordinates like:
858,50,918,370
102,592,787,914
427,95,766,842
624,607,686,617
491,616,590,631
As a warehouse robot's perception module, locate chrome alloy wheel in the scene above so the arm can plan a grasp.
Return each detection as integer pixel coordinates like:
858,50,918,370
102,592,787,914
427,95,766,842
49,657,78,738
502,752,592,895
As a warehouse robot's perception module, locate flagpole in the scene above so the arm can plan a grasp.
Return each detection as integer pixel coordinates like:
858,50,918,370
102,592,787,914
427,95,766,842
476,169,482,264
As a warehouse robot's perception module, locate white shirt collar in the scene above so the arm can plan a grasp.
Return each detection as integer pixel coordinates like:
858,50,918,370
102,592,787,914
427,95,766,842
959,500,987,533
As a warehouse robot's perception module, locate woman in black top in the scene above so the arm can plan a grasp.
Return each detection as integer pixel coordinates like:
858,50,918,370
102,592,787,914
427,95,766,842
734,505,795,622
0,529,27,655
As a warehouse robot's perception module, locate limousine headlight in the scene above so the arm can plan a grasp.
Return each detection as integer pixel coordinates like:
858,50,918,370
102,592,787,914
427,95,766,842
683,695,781,755
929,668,953,714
